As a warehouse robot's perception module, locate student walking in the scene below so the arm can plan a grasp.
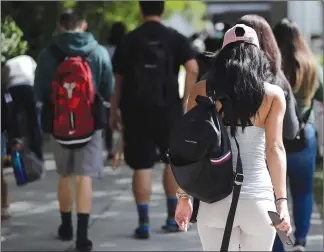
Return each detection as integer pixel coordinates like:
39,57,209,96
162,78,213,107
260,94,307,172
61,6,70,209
1,55,43,161
237,15,299,140
109,1,198,239
175,24,292,251
34,9,114,251
273,18,323,252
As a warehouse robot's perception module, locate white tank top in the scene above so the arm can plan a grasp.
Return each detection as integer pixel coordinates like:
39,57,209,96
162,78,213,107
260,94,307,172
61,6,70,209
227,126,274,200
198,126,275,219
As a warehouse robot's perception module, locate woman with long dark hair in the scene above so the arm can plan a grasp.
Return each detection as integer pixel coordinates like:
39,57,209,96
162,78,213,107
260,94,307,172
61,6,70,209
175,24,291,251
237,15,299,140
273,18,323,252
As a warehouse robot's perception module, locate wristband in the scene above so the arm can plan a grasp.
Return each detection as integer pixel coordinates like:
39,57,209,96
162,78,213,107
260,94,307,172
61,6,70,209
176,191,191,200
276,197,287,202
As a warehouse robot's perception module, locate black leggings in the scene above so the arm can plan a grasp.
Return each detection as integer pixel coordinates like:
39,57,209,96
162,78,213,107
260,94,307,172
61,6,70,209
8,85,43,160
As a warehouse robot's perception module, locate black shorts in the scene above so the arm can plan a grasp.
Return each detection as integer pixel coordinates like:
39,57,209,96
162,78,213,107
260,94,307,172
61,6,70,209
121,102,183,169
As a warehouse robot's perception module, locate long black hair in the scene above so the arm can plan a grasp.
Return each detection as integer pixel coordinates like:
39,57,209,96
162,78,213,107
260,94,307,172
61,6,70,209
107,22,127,47
209,41,274,136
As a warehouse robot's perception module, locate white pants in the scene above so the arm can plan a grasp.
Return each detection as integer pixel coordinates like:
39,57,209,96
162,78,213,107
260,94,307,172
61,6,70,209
197,197,276,251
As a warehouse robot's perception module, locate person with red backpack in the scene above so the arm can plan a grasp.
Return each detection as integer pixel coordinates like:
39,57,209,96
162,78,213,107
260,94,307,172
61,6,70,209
33,9,114,252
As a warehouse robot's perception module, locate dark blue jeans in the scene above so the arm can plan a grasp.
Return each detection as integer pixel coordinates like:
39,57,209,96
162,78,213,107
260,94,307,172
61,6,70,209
273,123,317,251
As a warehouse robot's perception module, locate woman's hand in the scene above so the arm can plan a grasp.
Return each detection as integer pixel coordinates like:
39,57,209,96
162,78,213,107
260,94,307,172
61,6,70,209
175,197,193,232
276,200,292,235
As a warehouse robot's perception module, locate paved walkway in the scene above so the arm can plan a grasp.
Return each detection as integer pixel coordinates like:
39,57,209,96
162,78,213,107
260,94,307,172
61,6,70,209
1,157,323,251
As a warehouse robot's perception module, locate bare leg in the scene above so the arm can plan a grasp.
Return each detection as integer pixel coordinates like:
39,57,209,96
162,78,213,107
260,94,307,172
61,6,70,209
75,176,92,213
57,176,74,212
163,165,178,198
132,169,152,239
132,169,152,204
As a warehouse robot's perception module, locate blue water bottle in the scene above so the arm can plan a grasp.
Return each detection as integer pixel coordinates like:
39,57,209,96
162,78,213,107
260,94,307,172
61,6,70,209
11,151,27,186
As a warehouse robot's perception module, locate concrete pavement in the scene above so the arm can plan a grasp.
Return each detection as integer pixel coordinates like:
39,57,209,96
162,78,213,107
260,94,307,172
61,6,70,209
1,158,323,251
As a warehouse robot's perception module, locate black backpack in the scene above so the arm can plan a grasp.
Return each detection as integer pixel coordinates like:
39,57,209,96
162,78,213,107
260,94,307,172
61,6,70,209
130,30,178,107
284,100,313,153
166,80,244,251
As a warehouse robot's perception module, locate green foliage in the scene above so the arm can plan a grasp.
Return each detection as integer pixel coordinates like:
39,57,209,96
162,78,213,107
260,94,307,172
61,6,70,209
165,1,207,31
1,16,28,63
1,1,206,58
71,1,207,42
1,1,61,58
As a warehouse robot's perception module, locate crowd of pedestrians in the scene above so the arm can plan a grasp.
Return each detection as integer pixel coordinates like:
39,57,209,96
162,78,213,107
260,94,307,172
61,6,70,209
1,1,323,252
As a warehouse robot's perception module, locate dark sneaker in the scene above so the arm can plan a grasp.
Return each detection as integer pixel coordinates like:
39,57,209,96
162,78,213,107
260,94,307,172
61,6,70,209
293,239,306,252
162,220,192,233
162,219,180,233
75,239,93,252
134,227,149,239
58,224,73,241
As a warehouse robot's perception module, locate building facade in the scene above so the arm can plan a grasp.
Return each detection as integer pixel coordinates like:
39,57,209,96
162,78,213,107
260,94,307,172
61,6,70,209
206,1,323,43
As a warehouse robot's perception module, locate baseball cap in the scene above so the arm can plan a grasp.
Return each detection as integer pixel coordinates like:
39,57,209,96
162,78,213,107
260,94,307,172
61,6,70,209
221,24,260,49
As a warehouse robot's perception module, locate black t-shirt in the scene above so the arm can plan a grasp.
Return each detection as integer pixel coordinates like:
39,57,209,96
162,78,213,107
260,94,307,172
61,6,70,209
112,21,195,105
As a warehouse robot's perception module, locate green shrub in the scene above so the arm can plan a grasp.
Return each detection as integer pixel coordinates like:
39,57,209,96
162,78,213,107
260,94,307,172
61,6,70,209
1,16,28,64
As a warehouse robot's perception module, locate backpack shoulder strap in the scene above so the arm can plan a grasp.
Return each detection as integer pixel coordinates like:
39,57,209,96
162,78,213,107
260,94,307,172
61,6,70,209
221,135,243,251
293,96,313,128
302,99,314,124
205,78,216,102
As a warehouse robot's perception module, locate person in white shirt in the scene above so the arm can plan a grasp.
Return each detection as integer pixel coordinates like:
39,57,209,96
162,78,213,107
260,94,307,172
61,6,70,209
1,55,43,160
1,55,36,89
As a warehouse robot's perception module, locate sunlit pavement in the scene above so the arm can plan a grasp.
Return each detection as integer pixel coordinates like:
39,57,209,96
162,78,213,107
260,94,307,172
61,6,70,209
1,157,323,251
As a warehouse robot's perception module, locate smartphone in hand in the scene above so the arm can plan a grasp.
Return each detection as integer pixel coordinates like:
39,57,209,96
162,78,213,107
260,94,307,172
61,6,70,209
268,211,293,246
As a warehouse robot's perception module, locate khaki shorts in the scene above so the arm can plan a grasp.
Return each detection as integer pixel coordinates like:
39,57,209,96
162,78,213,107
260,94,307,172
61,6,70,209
52,130,104,178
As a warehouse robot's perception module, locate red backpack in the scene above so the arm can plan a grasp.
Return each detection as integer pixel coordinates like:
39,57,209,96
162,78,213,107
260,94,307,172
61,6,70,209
51,53,95,148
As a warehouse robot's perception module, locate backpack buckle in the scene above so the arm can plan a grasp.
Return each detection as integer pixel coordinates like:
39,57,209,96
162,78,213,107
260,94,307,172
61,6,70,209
234,173,244,185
